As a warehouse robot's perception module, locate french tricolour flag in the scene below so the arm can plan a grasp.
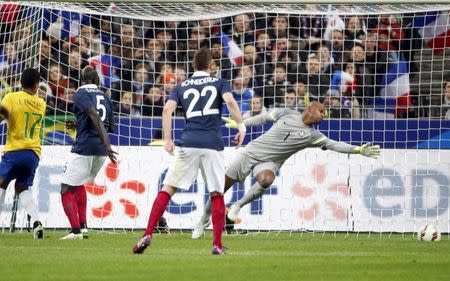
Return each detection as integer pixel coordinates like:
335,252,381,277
88,55,121,88
377,57,411,118
218,32,243,66
414,11,450,55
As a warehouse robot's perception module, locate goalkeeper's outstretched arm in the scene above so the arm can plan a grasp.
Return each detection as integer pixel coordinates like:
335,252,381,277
314,137,381,159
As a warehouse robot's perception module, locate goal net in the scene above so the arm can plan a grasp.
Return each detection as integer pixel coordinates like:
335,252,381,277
1,1,449,236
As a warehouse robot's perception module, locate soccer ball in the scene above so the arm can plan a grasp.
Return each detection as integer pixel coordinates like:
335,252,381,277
417,224,441,242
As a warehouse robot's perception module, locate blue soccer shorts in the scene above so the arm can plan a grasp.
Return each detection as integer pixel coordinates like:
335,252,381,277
0,150,39,187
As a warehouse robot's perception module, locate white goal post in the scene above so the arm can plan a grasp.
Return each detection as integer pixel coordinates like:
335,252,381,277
0,1,449,236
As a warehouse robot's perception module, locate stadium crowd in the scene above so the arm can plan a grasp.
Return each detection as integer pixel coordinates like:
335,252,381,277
1,5,450,119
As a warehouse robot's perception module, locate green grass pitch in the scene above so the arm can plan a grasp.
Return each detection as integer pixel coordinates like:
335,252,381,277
1,230,449,281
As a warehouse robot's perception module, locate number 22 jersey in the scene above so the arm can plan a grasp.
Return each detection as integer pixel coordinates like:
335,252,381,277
169,71,232,151
1,91,46,157
71,84,112,156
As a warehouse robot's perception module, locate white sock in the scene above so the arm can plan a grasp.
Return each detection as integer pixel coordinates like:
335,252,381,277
200,199,212,225
236,182,266,208
19,190,40,223
0,188,6,213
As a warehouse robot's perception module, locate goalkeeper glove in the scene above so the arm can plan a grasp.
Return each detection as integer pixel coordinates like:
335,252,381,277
222,117,246,132
355,142,381,159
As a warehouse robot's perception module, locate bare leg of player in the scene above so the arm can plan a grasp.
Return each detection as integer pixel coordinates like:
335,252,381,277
133,185,176,254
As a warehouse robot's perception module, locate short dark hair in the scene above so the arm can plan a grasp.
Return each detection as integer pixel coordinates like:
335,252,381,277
21,68,40,89
193,47,212,71
81,66,99,85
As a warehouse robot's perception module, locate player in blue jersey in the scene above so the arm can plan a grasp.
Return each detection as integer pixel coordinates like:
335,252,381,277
60,66,117,240
133,48,246,255
0,68,46,239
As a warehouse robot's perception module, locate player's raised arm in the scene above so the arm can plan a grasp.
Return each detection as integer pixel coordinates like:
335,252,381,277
223,92,246,148
162,99,178,155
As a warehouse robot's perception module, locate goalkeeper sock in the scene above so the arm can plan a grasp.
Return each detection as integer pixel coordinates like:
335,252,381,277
61,191,80,233
74,185,87,226
200,199,212,225
144,191,171,236
0,188,5,213
211,194,225,248
236,182,266,208
19,190,40,222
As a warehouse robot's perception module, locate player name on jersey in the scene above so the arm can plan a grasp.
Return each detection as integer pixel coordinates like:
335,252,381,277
181,76,218,86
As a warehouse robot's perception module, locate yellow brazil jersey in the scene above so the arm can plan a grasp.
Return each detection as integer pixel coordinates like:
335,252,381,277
1,91,46,157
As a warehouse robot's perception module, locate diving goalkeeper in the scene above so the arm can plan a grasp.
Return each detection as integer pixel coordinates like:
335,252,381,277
192,101,380,238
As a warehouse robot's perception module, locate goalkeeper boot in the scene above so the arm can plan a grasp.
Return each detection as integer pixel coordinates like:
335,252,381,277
60,232,83,240
132,235,152,254
211,245,227,255
80,222,88,238
227,204,241,221
192,219,211,239
33,221,44,239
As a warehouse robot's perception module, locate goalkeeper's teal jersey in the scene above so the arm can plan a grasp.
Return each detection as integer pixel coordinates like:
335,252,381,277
242,109,356,165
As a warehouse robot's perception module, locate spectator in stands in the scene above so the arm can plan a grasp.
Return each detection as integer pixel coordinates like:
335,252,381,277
236,65,255,90
298,54,330,102
158,64,176,94
347,43,375,109
242,95,266,119
323,89,350,118
376,15,404,51
275,88,297,109
293,80,310,110
198,18,220,38
80,25,104,57
187,26,207,62
114,91,141,117
37,81,55,116
210,39,232,80
363,32,388,86
145,38,164,76
231,14,254,46
268,14,289,39
316,43,334,74
0,42,21,75
299,14,326,47
99,16,115,52
47,63,68,97
37,39,53,80
156,30,176,63
142,86,164,117
210,59,221,78
174,66,187,84
328,29,345,67
255,32,273,63
222,76,253,116
243,44,264,87
344,16,366,41
443,80,450,119
132,63,152,104
65,47,85,86
262,64,291,108
55,83,76,115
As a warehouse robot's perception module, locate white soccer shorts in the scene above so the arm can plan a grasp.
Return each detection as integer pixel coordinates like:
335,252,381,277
226,151,280,183
163,147,225,193
61,153,107,186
